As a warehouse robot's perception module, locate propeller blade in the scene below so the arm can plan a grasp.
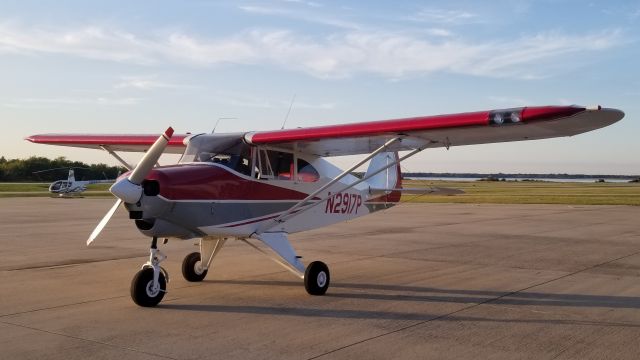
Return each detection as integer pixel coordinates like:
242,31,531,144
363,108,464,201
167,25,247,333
110,127,173,204
87,199,122,246
129,127,174,185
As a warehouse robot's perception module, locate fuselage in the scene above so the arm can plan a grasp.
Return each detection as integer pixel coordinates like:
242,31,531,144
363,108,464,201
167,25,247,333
125,156,401,240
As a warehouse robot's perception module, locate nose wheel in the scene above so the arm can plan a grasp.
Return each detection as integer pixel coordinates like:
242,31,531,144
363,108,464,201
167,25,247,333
131,237,168,307
131,267,166,307
304,261,330,295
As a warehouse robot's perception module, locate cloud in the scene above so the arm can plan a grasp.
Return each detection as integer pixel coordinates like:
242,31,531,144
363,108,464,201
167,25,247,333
237,4,360,29
424,28,453,37
487,95,530,106
2,96,141,108
0,22,624,80
407,8,479,24
114,75,191,90
0,23,157,64
212,91,335,109
280,0,323,8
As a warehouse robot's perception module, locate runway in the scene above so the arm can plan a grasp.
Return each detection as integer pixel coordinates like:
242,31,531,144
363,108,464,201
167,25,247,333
1,197,640,359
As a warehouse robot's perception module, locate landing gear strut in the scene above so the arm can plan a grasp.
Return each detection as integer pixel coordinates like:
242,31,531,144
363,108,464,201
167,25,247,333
182,237,226,282
247,233,331,296
131,237,167,307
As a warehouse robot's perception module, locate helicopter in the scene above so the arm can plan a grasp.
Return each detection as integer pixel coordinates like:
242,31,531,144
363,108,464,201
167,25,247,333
34,167,117,196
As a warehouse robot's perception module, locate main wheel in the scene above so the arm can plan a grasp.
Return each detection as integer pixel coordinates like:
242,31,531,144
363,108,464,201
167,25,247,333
182,252,208,282
304,261,330,295
130,268,166,307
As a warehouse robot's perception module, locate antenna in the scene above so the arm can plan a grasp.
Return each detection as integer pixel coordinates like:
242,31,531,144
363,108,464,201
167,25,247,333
281,94,296,130
212,117,237,133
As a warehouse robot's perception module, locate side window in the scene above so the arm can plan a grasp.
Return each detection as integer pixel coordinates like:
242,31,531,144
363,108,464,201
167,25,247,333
257,149,275,179
297,159,319,182
256,150,294,180
255,149,318,182
274,153,294,180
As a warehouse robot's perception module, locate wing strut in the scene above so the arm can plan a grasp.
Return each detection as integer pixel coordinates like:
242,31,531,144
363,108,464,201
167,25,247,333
256,140,432,233
254,137,401,233
100,145,133,170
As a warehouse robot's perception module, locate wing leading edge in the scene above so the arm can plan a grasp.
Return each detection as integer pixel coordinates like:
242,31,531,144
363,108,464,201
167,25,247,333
25,134,190,154
244,105,624,156
25,106,624,157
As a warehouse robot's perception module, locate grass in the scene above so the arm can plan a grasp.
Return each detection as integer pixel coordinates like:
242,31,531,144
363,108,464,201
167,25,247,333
400,179,640,206
1,180,639,205
0,183,111,198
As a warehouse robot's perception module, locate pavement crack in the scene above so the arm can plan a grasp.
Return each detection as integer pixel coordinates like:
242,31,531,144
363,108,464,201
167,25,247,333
0,295,127,318
306,248,640,360
0,319,179,360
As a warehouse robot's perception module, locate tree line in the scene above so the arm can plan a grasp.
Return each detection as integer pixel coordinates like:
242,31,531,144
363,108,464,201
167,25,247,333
0,156,126,182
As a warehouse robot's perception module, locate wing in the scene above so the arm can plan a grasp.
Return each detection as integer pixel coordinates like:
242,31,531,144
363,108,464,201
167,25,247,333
244,106,624,156
25,133,190,154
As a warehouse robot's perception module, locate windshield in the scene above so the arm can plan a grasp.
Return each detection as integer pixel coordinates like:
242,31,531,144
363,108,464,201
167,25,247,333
179,134,253,176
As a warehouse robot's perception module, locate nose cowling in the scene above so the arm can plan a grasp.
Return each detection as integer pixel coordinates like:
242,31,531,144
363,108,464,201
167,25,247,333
110,178,143,204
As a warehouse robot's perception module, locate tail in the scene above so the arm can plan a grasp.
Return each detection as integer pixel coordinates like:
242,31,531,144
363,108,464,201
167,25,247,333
364,152,402,203
67,169,76,183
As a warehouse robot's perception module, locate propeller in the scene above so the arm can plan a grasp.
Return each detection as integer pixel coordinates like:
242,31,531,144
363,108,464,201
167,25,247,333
87,199,122,245
86,127,174,246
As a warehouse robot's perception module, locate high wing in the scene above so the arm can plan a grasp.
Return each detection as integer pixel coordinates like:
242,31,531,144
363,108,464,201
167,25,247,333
244,105,624,156
25,105,624,157
25,133,190,154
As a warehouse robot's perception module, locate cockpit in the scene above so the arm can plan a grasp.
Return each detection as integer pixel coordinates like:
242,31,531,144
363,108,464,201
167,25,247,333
49,180,70,192
179,134,319,182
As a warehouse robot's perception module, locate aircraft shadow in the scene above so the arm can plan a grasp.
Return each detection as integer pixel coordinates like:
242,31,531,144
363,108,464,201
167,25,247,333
159,279,640,327
197,279,640,310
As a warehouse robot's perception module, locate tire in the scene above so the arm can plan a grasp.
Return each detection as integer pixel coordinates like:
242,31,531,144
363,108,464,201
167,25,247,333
130,268,166,307
304,261,330,295
182,252,208,282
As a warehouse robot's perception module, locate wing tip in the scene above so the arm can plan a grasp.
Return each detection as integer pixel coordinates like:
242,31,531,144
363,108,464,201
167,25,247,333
25,135,42,143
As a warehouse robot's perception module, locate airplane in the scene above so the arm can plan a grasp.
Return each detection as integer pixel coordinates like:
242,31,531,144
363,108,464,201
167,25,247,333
34,167,117,196
26,105,624,307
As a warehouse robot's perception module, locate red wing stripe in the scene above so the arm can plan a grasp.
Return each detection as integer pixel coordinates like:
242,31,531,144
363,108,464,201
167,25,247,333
25,134,188,147
246,106,585,144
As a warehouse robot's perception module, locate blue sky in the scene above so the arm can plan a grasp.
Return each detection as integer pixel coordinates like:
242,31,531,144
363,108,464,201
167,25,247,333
1,0,638,174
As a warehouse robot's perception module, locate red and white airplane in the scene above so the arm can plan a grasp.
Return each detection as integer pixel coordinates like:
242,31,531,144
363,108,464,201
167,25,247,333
26,105,624,307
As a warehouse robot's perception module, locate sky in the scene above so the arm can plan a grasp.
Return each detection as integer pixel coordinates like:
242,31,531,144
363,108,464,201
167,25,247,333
0,0,638,174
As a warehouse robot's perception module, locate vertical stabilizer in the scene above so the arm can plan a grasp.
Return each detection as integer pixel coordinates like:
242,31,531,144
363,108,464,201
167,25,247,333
364,152,402,203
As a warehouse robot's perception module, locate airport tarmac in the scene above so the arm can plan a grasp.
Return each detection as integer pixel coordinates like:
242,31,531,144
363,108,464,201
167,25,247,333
1,197,640,359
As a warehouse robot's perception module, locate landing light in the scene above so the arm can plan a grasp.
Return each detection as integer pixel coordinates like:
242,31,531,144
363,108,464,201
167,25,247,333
490,108,524,125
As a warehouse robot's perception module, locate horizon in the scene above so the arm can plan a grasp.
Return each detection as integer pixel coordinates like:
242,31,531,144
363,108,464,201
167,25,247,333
2,155,638,178
1,1,638,174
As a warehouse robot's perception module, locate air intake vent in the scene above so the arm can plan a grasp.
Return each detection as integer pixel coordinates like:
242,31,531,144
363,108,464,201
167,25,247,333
142,180,160,196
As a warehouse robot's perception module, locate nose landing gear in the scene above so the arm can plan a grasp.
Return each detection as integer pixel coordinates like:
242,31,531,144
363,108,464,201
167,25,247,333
131,237,168,307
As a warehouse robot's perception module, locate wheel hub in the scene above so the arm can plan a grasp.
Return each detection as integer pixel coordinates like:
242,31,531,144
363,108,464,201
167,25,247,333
145,280,160,297
316,271,327,288
194,261,205,275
